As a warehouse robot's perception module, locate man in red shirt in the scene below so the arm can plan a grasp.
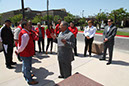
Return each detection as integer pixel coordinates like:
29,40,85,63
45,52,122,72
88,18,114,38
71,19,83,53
35,23,45,53
68,22,78,56
55,19,61,36
15,21,38,85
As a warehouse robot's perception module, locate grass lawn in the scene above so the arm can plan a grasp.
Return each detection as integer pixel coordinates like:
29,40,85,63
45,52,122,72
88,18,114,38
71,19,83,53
96,30,129,36
78,29,129,36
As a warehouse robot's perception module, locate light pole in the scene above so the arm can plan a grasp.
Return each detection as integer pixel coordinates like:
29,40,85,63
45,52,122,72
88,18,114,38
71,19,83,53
21,0,25,19
47,0,49,28
82,10,84,18
114,12,117,25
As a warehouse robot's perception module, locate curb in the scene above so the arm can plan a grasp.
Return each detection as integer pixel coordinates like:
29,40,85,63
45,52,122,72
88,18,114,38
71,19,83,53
78,31,129,38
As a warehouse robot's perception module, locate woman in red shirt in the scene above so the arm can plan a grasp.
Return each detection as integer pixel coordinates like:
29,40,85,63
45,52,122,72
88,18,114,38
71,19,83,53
68,22,78,56
46,23,54,54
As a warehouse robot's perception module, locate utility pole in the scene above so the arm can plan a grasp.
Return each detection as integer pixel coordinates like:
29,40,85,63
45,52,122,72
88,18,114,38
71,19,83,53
82,10,84,18
47,0,49,28
114,12,117,25
21,0,25,19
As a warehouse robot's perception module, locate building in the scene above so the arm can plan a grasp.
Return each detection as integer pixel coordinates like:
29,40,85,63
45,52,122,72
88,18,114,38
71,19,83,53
41,9,67,19
0,7,67,24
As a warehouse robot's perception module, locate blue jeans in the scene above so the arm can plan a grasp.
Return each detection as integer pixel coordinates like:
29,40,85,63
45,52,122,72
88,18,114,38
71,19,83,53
21,56,33,82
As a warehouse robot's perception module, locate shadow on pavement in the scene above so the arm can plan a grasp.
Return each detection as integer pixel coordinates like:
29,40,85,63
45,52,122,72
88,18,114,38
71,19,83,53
14,65,56,85
15,56,44,73
32,58,42,64
75,53,87,58
75,53,103,58
34,53,50,60
112,60,129,66
92,54,101,59
45,52,57,55
32,67,55,86
92,55,129,66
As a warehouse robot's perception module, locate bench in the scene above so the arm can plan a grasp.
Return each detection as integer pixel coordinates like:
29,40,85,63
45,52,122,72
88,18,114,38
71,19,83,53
88,41,104,55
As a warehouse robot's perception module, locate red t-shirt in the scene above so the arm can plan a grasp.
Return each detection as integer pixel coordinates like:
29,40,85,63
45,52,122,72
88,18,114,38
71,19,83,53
46,28,54,38
68,26,78,38
55,24,60,36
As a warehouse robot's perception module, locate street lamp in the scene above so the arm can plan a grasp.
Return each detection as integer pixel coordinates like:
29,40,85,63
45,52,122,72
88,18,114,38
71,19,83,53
21,0,25,19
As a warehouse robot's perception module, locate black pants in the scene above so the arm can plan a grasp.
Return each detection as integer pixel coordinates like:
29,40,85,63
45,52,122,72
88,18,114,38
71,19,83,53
84,37,94,56
103,44,114,63
38,37,44,52
3,44,13,66
58,60,72,78
46,38,53,51
74,38,77,55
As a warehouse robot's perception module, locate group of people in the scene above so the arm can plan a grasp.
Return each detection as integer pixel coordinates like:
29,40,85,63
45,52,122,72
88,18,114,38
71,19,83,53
0,18,117,85
83,19,117,65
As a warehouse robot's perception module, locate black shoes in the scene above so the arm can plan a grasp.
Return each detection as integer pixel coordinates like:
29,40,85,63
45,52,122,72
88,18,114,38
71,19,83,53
6,62,16,69
58,75,64,78
75,54,78,56
99,58,106,61
84,54,87,57
38,51,41,53
84,54,92,57
99,57,112,65
11,62,17,65
6,65,14,69
106,62,111,65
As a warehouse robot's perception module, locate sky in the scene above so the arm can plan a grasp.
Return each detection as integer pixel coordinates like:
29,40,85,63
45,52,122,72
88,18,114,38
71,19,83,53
0,0,129,17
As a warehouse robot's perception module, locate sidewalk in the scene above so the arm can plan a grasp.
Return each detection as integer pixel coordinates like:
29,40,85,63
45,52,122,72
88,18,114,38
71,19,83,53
0,38,129,86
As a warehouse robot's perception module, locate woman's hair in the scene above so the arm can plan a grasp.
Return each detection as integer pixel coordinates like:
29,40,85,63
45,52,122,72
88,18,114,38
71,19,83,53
88,20,93,24
49,23,53,26
21,21,27,28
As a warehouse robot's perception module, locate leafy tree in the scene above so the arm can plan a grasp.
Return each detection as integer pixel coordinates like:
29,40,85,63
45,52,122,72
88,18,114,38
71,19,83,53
53,15,62,23
78,17,87,26
0,14,2,25
9,14,22,24
64,13,75,23
96,12,107,22
32,15,43,24
108,8,129,26
0,14,2,22
42,15,53,22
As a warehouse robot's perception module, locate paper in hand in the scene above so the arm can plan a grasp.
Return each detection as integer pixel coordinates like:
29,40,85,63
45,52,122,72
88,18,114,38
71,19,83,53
3,44,8,53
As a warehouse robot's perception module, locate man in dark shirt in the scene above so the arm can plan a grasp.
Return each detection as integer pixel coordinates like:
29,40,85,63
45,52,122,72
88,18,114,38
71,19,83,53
1,20,16,69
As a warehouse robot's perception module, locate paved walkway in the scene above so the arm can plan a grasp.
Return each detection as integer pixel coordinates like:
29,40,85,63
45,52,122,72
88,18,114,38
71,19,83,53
0,38,129,86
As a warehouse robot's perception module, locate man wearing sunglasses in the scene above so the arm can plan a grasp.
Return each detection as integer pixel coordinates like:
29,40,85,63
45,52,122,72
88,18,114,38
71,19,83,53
99,19,117,65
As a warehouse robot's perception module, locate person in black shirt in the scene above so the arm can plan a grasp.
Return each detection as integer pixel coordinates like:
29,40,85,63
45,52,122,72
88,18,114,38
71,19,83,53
1,20,16,69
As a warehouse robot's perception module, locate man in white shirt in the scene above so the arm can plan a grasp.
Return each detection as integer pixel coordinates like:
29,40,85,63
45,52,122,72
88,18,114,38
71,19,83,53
14,20,23,62
83,20,96,57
